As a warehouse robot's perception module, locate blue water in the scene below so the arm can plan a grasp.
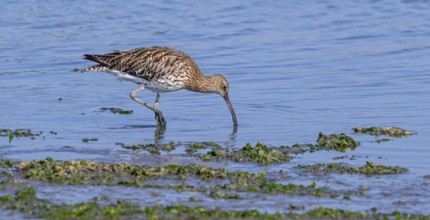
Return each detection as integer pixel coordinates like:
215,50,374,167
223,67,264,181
1,0,430,215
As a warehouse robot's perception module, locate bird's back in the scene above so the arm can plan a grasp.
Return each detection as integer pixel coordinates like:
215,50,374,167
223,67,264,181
84,46,205,92
84,46,202,82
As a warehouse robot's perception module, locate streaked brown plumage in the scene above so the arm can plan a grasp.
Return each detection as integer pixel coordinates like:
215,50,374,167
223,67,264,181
84,46,238,127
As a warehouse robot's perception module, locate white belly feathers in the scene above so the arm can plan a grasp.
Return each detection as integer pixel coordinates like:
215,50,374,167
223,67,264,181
107,69,184,93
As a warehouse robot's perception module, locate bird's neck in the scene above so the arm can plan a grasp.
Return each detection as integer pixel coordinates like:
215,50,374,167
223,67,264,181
186,74,217,93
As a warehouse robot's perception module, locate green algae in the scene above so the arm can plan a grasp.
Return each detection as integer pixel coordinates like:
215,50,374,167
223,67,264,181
0,157,425,219
147,204,284,220
374,138,390,143
0,186,428,220
118,132,362,164
0,129,58,143
1,128,42,143
118,141,291,164
116,142,178,154
208,132,360,160
186,141,221,155
82,137,98,143
280,143,313,154
47,200,143,219
270,132,359,154
0,125,424,219
199,133,360,162
206,142,290,164
209,191,243,200
99,107,134,115
315,132,359,152
332,155,365,161
224,180,326,197
353,126,414,137
0,160,14,168
117,141,220,155
17,158,252,185
0,188,285,219
0,167,24,188
296,161,408,176
16,158,351,197
0,187,144,219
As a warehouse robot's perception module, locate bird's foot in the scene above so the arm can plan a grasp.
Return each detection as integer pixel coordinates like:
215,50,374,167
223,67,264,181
154,110,166,127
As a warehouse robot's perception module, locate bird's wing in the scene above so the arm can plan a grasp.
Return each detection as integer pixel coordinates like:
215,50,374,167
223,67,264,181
84,47,196,81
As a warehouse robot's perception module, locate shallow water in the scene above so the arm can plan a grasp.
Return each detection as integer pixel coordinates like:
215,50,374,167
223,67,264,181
1,0,430,215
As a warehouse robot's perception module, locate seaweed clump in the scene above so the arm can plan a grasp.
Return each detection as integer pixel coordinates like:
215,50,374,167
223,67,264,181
296,161,408,176
314,133,359,152
1,186,427,219
82,137,98,143
207,142,290,164
99,107,133,115
17,158,342,197
116,142,178,154
0,128,43,143
353,127,414,138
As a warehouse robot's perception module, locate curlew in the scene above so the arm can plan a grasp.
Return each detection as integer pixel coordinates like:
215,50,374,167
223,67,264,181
83,46,238,127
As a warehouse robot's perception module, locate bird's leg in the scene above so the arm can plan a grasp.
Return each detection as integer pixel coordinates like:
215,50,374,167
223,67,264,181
154,110,166,126
130,86,153,109
154,93,160,110
130,86,166,126
153,93,166,126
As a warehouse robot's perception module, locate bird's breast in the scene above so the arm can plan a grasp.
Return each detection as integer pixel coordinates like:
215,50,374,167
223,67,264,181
142,78,185,93
107,69,185,93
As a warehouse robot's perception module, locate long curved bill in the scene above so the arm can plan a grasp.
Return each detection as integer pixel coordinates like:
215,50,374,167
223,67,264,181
223,93,238,126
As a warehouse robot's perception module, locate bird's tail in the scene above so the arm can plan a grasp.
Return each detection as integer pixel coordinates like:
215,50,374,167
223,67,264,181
83,51,123,72
83,64,110,72
84,54,109,65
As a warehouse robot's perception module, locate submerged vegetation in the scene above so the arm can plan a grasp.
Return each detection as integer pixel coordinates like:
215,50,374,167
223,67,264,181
315,132,360,152
206,142,291,164
99,107,134,115
0,128,58,143
82,137,98,143
0,159,14,168
0,184,428,219
17,158,337,197
116,142,178,154
0,126,425,219
116,132,360,164
201,132,360,162
1,128,41,143
0,156,425,219
296,161,408,176
353,126,414,137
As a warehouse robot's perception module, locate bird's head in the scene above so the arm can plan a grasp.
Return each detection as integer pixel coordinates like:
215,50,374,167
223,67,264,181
209,74,238,126
209,74,230,97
